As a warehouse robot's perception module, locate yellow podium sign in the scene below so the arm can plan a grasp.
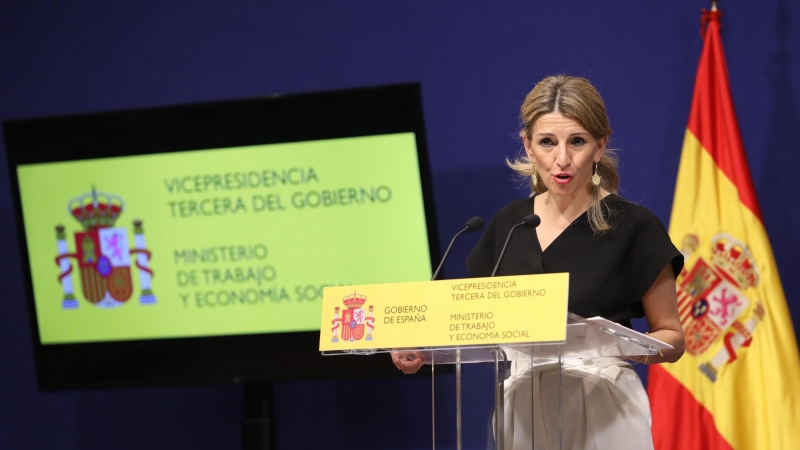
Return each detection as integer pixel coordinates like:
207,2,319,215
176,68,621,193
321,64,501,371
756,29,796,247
319,273,569,351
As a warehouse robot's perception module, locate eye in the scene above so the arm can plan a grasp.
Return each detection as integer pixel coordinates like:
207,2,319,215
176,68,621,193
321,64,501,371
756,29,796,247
571,137,587,146
538,138,554,147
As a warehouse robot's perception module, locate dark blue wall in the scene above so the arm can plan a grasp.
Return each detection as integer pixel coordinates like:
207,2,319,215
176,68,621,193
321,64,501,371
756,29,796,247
1,1,799,449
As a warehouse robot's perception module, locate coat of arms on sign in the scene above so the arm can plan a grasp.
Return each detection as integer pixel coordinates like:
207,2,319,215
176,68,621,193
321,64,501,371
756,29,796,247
55,187,156,309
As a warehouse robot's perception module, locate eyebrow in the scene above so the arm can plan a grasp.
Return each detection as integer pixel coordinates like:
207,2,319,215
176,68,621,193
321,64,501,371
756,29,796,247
534,132,591,137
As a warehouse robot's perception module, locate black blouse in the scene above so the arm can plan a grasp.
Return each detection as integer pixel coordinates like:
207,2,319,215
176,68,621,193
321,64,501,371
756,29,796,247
465,195,683,329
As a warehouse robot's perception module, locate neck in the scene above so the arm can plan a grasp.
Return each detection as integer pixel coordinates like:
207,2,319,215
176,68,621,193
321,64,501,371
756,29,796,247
543,186,596,223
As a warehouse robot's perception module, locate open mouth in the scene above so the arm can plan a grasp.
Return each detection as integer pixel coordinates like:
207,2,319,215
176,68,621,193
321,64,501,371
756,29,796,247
553,173,572,184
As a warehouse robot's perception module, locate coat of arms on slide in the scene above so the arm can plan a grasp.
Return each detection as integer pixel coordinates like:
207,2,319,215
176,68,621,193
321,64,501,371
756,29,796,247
676,233,765,382
54,187,156,309
330,291,375,342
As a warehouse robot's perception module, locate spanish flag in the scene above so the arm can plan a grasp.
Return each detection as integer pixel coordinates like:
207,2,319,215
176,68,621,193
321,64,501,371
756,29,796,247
647,7,800,449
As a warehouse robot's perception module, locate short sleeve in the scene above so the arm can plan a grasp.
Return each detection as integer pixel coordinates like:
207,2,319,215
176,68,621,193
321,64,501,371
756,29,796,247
626,209,684,303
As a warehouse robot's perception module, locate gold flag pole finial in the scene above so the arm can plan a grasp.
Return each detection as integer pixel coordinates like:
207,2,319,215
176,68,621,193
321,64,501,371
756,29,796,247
711,0,718,11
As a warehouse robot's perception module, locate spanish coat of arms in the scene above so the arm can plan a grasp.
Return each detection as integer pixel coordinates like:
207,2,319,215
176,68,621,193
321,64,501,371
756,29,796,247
677,233,765,382
330,291,375,342
54,187,156,309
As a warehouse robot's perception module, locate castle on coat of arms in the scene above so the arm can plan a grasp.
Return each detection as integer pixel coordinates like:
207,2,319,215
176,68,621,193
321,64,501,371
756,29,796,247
54,187,156,309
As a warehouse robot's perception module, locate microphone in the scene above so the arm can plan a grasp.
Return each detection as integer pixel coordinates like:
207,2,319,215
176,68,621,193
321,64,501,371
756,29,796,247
490,214,540,277
431,216,484,281
464,216,484,233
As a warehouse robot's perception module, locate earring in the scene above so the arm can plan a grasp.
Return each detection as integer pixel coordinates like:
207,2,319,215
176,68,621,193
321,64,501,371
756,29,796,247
591,163,602,186
531,164,537,186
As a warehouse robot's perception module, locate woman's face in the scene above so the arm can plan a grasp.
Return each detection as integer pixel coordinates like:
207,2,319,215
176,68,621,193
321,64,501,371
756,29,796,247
524,112,607,198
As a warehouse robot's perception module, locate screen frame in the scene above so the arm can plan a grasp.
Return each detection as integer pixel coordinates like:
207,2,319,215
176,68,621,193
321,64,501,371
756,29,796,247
3,83,440,390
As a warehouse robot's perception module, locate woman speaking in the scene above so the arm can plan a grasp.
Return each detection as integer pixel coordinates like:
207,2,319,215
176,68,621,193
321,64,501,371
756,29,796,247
393,75,686,450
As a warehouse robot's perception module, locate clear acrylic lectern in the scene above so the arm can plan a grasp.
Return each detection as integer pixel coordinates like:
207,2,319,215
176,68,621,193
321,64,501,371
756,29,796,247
323,312,668,450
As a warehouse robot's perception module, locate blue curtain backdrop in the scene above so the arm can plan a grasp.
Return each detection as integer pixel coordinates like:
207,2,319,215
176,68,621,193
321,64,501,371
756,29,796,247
1,1,798,449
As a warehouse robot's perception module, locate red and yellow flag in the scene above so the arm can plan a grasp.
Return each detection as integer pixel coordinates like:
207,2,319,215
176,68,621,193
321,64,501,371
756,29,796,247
648,8,800,450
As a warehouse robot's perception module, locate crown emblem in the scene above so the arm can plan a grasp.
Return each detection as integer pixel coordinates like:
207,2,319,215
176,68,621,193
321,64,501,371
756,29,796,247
342,291,367,309
68,186,125,230
710,233,759,289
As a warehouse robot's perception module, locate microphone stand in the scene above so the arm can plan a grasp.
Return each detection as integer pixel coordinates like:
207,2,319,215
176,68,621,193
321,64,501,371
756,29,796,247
490,214,540,277
431,217,483,281
431,227,468,281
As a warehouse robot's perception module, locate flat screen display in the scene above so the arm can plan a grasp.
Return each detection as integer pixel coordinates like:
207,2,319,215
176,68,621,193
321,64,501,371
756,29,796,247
19,133,430,344
4,84,438,388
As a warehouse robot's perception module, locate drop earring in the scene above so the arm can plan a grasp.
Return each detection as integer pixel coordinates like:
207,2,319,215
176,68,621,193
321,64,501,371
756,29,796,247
531,164,537,186
591,163,602,186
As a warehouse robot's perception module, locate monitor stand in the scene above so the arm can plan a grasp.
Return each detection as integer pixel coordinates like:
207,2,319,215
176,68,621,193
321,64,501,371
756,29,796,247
242,383,275,450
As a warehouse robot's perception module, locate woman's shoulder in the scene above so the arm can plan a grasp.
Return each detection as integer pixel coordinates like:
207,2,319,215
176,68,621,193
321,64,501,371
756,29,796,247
603,194,684,282
604,194,668,231
495,196,534,218
479,196,534,239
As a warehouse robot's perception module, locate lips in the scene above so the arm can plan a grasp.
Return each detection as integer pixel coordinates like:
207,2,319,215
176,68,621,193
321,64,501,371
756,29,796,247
552,172,573,185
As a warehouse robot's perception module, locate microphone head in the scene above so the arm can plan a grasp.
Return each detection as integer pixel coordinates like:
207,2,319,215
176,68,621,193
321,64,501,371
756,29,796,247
521,214,541,228
464,216,484,233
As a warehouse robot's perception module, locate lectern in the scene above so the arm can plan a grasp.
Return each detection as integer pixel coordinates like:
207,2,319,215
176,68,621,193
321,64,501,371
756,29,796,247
320,275,670,450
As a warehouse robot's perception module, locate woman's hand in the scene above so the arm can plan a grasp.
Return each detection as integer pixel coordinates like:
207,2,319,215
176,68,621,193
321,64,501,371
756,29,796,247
391,350,426,374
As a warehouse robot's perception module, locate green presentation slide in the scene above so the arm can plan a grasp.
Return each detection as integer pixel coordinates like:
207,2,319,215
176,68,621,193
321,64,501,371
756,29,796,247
17,133,432,344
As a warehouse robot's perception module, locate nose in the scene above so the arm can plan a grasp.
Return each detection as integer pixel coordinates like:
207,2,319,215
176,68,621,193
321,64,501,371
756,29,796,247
554,144,571,169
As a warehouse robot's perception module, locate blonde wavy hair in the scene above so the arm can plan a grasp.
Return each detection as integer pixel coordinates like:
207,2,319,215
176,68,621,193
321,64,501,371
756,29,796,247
507,75,620,233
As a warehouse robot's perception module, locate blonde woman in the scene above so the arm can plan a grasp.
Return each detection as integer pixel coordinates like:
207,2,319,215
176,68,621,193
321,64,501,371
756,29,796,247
394,75,685,450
